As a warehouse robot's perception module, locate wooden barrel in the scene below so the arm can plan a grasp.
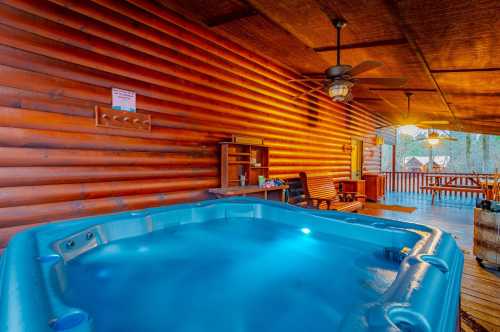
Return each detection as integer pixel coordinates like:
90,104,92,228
473,208,500,267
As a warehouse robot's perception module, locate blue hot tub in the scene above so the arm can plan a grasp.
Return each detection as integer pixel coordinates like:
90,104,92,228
0,198,462,332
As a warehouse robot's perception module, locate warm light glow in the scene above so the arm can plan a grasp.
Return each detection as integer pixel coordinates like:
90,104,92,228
398,125,424,137
301,227,311,235
328,80,353,102
426,131,440,145
427,138,440,145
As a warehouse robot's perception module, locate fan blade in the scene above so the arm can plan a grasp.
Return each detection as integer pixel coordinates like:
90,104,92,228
301,72,328,78
415,136,457,142
348,60,383,76
326,65,352,77
355,77,407,87
292,85,324,99
288,78,326,83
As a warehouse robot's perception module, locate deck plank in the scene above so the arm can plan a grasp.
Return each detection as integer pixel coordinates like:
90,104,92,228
462,275,500,298
462,294,500,324
460,255,500,331
461,287,500,306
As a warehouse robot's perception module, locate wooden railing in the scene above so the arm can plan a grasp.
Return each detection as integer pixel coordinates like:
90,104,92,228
382,171,494,199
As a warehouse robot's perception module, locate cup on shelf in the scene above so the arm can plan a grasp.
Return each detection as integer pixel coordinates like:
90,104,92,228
258,175,265,187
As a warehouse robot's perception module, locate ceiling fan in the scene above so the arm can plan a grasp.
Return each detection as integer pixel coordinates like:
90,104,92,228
404,92,451,127
416,130,457,145
288,18,407,102
377,92,451,129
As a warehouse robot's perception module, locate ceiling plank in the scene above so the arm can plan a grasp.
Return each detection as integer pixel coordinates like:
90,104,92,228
205,8,259,27
384,0,457,121
398,0,500,70
162,0,499,135
434,71,500,94
213,14,329,73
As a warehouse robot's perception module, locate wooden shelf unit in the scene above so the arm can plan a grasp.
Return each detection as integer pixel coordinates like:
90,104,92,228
220,142,269,187
228,152,250,156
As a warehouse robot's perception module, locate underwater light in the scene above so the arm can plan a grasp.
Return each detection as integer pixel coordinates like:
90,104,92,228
301,227,311,235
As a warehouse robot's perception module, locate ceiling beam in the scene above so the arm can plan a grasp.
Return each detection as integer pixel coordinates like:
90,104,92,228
384,0,457,122
205,8,259,27
445,92,500,97
465,120,500,126
314,38,407,52
460,115,500,121
423,123,500,136
430,67,500,74
369,88,437,92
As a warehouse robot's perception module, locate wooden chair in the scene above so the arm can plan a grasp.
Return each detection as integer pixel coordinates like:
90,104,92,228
491,172,500,201
299,172,362,212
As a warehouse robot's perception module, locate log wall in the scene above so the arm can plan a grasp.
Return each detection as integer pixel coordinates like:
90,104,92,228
0,0,393,249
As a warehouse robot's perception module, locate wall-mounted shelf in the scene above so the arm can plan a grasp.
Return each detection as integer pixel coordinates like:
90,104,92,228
229,153,250,156
229,161,250,165
219,141,269,187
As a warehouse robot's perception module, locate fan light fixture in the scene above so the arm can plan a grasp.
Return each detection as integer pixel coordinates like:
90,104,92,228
416,130,457,145
427,132,440,145
328,80,353,102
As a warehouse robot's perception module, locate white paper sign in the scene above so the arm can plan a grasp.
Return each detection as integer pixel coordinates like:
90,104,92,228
112,88,136,112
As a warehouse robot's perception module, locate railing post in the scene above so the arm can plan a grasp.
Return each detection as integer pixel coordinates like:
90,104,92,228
391,145,396,192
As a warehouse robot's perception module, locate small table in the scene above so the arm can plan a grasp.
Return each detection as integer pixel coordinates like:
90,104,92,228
208,185,289,202
338,179,366,202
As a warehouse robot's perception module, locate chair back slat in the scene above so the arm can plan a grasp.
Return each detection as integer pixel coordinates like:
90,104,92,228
300,172,340,202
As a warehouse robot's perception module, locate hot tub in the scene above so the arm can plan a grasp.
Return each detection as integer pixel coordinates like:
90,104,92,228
0,197,462,332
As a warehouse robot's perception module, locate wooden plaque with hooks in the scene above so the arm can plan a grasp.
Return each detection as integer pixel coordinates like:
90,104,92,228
95,106,151,132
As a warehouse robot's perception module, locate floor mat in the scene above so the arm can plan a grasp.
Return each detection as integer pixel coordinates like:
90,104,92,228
363,202,417,213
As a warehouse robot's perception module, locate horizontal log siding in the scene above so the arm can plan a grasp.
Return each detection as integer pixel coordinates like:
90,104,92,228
0,0,391,248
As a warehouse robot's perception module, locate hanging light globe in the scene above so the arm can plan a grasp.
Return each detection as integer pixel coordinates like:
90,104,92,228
328,80,353,102
427,132,441,145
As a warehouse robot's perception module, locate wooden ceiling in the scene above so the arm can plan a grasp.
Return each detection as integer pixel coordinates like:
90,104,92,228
158,0,499,135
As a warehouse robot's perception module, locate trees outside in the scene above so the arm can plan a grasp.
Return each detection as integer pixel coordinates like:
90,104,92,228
381,144,393,171
465,134,472,171
393,127,499,173
482,135,490,172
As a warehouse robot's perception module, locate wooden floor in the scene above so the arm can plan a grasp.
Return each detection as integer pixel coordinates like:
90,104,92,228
461,255,500,332
359,193,499,332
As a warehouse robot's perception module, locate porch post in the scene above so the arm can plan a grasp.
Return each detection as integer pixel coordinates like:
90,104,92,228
392,144,396,191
